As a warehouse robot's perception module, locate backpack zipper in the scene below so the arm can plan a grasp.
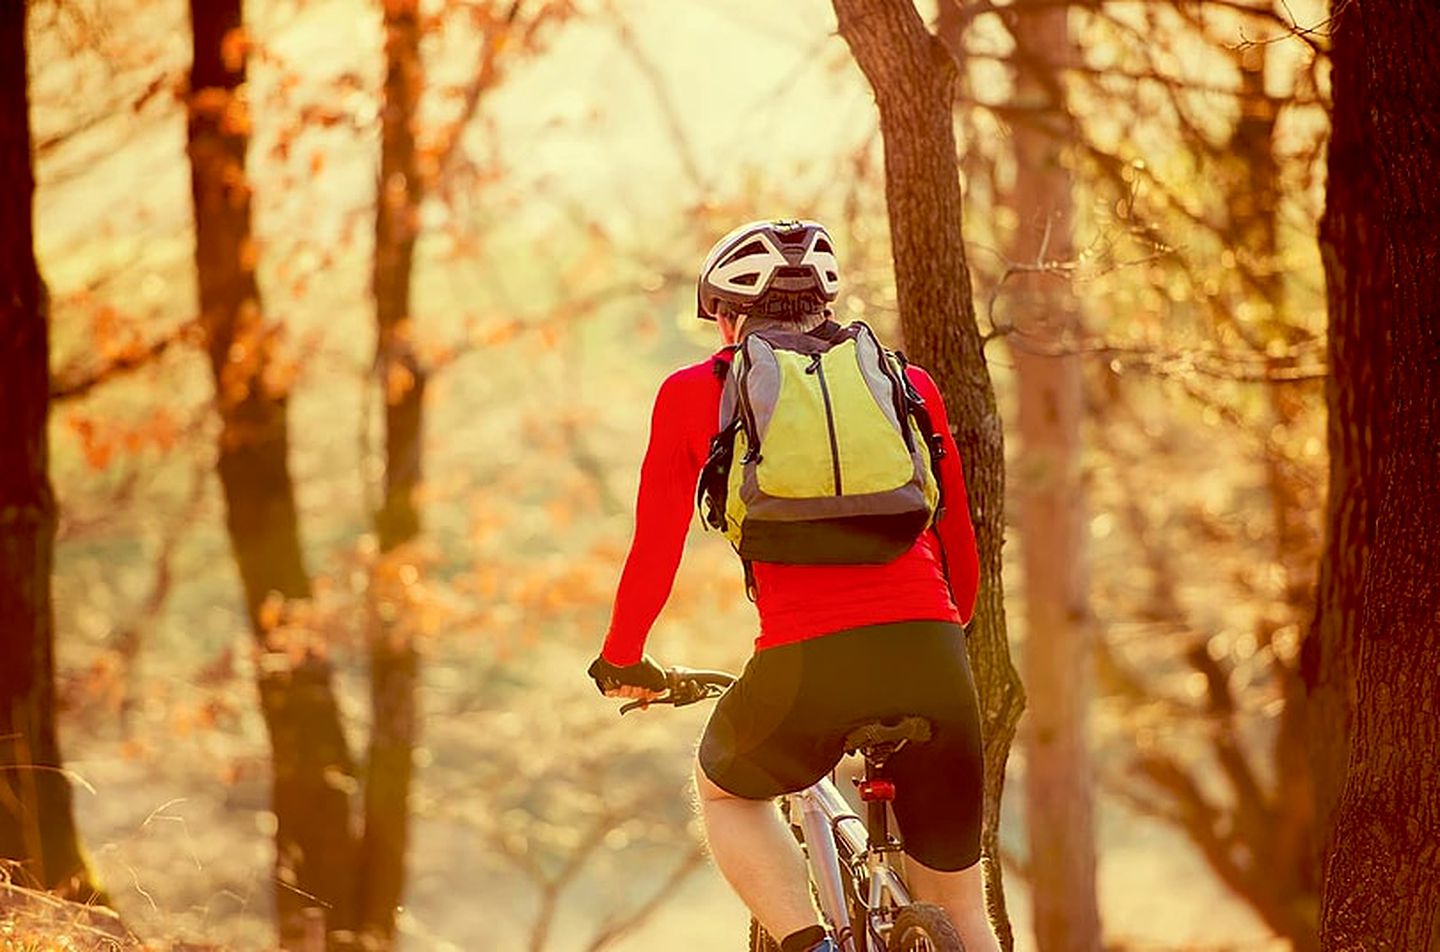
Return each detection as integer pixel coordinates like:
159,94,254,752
736,341,763,464
806,353,843,495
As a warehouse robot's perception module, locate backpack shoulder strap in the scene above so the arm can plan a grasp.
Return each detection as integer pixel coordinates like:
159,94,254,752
805,319,844,341
894,351,948,521
711,346,738,380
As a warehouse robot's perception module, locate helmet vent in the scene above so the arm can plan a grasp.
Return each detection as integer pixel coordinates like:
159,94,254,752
815,238,833,254
722,241,769,266
732,273,760,286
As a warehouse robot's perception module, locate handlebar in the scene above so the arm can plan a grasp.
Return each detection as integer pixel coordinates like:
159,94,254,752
619,666,737,715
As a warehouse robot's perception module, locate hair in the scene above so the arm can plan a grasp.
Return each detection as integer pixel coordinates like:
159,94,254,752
719,292,832,339
733,309,828,341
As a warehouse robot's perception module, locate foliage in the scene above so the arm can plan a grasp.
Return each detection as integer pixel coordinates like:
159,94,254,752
20,0,1341,948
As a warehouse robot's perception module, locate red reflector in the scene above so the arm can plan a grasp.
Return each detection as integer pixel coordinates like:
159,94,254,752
858,779,896,802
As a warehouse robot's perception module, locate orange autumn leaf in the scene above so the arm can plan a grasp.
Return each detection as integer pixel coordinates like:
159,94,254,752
476,319,521,346
258,593,285,632
220,27,250,72
189,86,231,120
238,238,260,273
67,415,114,470
263,355,301,399
143,410,179,452
387,362,416,404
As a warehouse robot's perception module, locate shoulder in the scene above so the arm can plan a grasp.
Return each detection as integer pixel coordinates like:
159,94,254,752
659,353,728,396
902,362,941,401
650,354,727,419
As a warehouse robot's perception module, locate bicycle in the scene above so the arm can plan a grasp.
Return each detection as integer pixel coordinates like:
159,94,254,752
619,666,966,952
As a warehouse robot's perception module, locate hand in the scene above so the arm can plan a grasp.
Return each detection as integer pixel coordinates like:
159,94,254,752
587,654,668,702
604,683,667,703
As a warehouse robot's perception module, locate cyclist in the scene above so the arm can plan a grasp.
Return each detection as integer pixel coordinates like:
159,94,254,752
588,220,1000,952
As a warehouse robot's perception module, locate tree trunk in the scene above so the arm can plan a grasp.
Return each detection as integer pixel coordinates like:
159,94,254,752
356,0,425,942
185,1,356,940
1315,0,1440,946
0,4,99,901
832,1,1026,946
1005,9,1102,951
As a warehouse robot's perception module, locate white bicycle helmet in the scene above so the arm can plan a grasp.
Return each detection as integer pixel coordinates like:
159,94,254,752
696,219,840,322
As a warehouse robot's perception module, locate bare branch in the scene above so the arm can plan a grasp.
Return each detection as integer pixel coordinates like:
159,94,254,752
949,0,1329,54
429,0,527,197
526,813,617,952
50,322,196,403
607,12,708,196
584,845,708,952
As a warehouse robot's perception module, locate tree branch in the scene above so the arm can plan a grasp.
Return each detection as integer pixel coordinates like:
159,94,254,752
50,323,195,403
607,12,708,196
583,845,707,951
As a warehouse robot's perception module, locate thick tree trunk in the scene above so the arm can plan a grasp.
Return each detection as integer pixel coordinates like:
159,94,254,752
185,2,356,940
1005,9,1102,951
832,1,1026,946
1315,0,1440,947
0,4,98,901
356,0,425,942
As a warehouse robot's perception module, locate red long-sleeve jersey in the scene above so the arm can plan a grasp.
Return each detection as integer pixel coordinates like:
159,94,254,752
600,350,980,666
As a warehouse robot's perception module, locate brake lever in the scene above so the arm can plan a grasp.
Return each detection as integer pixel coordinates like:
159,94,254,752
617,675,728,715
619,692,673,715
670,684,712,708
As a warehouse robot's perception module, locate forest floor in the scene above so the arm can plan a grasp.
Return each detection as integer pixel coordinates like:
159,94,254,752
57,637,1288,952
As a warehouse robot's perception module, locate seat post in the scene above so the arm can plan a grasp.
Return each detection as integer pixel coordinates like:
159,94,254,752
857,746,900,853
863,754,889,848
843,716,932,858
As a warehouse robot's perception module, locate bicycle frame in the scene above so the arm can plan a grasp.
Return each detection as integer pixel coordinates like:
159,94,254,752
623,669,925,951
787,772,912,952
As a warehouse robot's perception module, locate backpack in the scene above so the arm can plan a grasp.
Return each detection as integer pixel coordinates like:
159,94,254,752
697,321,945,570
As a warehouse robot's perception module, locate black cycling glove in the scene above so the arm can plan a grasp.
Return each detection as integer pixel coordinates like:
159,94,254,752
587,654,667,695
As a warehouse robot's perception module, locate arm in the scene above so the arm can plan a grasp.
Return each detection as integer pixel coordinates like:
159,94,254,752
599,373,706,665
907,366,981,623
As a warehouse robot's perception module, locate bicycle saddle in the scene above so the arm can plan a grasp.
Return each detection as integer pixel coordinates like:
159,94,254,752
842,716,933,755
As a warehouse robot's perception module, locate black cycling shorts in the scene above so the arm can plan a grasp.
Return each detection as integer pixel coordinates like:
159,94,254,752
698,619,984,871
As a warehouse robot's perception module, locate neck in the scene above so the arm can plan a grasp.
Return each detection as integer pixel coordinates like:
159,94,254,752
737,312,828,339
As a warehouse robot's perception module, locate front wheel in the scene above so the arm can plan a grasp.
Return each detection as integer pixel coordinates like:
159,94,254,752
749,918,782,952
888,903,964,952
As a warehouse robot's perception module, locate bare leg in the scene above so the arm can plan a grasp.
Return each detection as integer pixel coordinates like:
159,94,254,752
694,756,821,941
903,856,1001,952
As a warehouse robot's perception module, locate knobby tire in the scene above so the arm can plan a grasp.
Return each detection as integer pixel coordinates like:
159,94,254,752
749,918,782,952
889,902,965,952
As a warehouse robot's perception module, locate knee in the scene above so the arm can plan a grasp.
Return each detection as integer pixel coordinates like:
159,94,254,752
905,855,987,906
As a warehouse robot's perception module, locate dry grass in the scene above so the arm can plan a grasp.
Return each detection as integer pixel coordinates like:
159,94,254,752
0,882,140,951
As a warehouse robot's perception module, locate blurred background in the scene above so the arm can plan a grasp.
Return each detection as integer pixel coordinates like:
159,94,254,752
15,0,1331,947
